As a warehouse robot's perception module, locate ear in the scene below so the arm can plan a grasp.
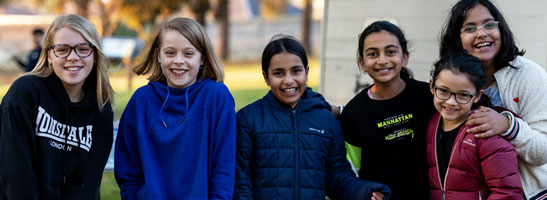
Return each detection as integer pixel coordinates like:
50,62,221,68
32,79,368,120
262,71,270,86
358,57,367,73
473,89,484,104
429,79,435,95
401,52,409,68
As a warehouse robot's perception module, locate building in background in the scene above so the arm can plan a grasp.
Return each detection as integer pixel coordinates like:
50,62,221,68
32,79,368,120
320,0,547,105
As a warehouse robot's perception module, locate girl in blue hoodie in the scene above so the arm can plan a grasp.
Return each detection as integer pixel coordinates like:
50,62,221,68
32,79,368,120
114,17,236,200
234,35,391,200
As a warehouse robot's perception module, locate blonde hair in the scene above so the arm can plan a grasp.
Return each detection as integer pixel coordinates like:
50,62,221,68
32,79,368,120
26,14,114,111
134,17,224,83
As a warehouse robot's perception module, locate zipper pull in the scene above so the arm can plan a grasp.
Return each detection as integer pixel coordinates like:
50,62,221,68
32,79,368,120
63,176,66,183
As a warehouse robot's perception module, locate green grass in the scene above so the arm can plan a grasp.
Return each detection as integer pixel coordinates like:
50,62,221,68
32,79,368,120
100,173,121,200
232,87,269,111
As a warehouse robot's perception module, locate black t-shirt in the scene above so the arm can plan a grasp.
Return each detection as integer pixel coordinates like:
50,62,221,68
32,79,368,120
437,123,463,185
339,78,436,199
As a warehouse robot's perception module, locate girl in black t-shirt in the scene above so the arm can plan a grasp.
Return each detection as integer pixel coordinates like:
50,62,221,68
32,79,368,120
339,21,435,199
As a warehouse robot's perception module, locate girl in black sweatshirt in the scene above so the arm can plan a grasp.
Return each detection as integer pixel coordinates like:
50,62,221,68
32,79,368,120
0,14,114,199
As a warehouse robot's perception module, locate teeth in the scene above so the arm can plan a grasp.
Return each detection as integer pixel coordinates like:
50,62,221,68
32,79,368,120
476,42,491,48
66,67,80,71
376,68,392,73
283,88,296,93
172,69,185,74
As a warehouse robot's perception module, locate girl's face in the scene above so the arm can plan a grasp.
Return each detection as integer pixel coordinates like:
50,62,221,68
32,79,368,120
48,27,94,92
360,30,408,85
263,52,308,109
460,4,501,69
431,70,482,128
158,30,203,89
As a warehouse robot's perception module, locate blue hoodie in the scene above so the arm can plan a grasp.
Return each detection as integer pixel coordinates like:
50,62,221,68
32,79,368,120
115,79,236,200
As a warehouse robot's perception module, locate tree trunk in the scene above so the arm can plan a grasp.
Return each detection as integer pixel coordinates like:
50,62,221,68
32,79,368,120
219,0,229,60
301,0,312,55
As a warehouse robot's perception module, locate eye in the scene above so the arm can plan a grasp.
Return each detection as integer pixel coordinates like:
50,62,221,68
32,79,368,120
438,88,450,94
272,71,283,76
164,51,176,56
483,21,498,30
184,51,194,56
459,92,474,99
366,52,378,57
387,50,398,55
462,25,477,33
292,68,303,74
55,46,69,53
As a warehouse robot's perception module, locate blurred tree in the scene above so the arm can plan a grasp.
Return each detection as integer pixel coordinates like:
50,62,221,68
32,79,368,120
260,0,312,55
213,0,229,60
187,0,210,26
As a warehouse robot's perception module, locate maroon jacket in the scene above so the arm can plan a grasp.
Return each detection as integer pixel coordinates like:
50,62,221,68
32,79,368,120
426,113,523,200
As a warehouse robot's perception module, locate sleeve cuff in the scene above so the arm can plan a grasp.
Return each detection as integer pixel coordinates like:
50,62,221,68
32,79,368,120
500,111,519,140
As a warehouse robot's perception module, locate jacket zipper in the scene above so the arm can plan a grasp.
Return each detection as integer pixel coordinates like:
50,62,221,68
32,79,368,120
434,118,466,200
292,109,299,200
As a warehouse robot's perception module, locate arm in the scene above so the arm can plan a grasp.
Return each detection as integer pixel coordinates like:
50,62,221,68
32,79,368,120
114,97,142,200
0,85,39,199
209,109,237,200
479,137,523,199
325,126,391,200
234,112,254,200
12,56,26,70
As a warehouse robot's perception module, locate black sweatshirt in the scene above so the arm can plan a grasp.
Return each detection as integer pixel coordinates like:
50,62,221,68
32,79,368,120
0,74,113,200
339,78,436,199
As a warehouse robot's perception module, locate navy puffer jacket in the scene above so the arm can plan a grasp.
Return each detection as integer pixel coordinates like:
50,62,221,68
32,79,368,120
235,88,391,200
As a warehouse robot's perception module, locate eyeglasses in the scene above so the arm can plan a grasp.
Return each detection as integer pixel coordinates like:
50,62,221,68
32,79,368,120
460,21,499,34
433,87,476,104
49,43,94,58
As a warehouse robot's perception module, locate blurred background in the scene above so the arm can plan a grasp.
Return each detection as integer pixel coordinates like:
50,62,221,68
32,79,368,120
0,0,545,199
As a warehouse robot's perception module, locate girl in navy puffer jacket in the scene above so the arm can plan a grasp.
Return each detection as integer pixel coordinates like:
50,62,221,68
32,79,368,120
234,35,391,200
427,53,523,199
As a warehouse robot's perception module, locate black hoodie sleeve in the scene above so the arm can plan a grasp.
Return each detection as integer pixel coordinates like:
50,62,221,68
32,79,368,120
325,124,391,200
0,78,40,199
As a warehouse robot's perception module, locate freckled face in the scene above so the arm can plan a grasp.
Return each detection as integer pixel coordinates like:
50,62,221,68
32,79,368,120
264,52,308,109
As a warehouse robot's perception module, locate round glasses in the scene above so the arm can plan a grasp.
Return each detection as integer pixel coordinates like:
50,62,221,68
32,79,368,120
433,87,476,104
49,43,94,58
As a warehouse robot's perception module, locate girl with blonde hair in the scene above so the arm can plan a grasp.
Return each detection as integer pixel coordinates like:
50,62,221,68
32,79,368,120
115,17,236,199
0,14,114,199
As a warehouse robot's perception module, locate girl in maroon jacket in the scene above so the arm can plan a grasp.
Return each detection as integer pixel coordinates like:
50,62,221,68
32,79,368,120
427,53,523,199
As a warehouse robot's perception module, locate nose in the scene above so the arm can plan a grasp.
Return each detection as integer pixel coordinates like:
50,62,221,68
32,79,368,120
283,74,295,85
446,94,458,105
173,53,185,65
377,53,388,65
476,27,488,37
66,48,79,61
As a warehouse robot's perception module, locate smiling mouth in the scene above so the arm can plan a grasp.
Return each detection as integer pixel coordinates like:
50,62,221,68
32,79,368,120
171,69,187,75
282,88,297,93
474,42,492,48
64,66,82,71
375,67,393,73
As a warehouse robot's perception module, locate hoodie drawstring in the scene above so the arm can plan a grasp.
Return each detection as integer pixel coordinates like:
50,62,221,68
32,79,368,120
160,85,190,128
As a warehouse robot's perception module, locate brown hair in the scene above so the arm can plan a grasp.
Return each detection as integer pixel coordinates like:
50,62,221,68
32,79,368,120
134,17,224,83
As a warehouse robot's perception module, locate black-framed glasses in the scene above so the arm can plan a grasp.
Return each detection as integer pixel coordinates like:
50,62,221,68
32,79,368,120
433,87,476,104
460,21,499,34
49,43,94,58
